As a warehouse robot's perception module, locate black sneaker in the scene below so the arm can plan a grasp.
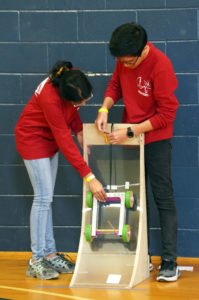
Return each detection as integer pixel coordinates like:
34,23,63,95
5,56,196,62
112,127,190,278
44,253,75,274
156,260,180,282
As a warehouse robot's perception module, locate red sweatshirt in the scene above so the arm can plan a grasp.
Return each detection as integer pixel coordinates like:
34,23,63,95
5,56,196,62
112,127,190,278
104,42,179,144
15,78,91,178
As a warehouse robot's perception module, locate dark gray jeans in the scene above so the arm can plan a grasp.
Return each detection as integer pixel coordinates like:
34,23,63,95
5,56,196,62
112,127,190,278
145,138,178,262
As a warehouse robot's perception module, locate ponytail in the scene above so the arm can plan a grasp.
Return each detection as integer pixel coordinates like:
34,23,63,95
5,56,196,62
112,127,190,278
48,60,93,103
48,60,73,87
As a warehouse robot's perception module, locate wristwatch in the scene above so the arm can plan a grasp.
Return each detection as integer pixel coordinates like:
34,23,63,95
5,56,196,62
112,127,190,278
127,127,134,138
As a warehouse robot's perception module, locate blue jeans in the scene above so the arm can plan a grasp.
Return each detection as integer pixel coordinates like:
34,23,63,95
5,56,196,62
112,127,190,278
24,153,59,260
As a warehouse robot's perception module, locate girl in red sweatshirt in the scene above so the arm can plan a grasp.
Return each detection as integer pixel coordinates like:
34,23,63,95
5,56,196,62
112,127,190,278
15,60,106,280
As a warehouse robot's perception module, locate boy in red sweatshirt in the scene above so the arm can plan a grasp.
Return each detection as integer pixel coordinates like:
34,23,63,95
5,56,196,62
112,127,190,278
95,23,179,282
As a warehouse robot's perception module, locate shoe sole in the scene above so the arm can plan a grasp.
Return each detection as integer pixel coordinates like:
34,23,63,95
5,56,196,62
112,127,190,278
149,263,153,272
26,270,59,280
57,269,74,273
157,270,180,282
48,264,75,274
58,270,74,274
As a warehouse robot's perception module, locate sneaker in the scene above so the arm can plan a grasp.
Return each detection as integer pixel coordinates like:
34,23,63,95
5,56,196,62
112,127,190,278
149,256,153,272
156,260,180,282
44,253,75,274
26,258,59,280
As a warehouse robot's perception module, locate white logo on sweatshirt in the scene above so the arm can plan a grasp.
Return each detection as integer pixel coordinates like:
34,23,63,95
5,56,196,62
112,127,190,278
35,77,48,96
137,76,151,97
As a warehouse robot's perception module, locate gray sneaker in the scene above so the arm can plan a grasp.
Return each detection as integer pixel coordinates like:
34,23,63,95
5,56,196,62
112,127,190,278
44,253,75,274
156,260,180,282
26,258,59,280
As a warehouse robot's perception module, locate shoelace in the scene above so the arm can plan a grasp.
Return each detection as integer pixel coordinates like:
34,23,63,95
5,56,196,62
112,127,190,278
40,258,56,270
160,260,176,271
56,253,75,265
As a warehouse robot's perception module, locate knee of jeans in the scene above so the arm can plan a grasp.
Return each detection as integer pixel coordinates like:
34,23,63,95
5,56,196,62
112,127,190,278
33,192,53,208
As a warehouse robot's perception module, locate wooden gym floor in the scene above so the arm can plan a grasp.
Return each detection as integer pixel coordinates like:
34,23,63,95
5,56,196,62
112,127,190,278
0,253,199,300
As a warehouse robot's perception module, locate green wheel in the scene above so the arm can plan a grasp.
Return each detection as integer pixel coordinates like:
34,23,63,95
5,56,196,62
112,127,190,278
85,224,92,242
125,191,134,208
87,191,93,208
122,225,131,242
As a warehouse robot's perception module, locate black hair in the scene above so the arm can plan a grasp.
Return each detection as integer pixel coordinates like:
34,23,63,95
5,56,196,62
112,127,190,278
48,60,93,103
109,22,148,58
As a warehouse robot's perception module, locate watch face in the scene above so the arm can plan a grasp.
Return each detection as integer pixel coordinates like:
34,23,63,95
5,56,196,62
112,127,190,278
127,127,134,138
128,132,133,137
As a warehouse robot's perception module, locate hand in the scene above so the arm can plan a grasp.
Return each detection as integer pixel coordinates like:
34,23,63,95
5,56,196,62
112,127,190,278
77,131,91,154
88,178,107,202
77,130,83,149
107,128,128,144
87,145,91,155
95,111,108,132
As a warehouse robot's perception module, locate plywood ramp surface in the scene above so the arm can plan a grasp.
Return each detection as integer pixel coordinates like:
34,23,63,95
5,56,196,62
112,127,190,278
70,124,149,289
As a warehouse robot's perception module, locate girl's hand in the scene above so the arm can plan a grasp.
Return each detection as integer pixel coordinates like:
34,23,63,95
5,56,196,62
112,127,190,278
77,131,91,154
77,130,83,149
88,178,107,202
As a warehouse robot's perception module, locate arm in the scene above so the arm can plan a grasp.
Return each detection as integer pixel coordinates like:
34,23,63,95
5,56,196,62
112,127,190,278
104,61,122,103
39,95,107,201
131,120,153,135
41,99,91,177
149,62,179,129
95,97,114,132
69,111,84,150
107,119,154,144
95,61,122,132
69,110,83,136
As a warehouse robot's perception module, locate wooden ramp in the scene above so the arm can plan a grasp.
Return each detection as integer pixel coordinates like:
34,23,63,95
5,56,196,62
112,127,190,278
70,124,149,288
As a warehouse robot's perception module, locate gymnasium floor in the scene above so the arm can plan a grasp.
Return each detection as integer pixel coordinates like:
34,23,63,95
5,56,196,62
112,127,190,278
0,253,198,300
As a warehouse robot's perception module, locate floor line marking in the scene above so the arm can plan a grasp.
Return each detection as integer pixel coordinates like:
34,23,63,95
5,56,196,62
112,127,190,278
36,285,148,291
0,285,91,300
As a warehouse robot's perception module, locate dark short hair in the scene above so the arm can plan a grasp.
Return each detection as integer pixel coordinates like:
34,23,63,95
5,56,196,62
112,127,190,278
109,22,147,57
48,60,92,103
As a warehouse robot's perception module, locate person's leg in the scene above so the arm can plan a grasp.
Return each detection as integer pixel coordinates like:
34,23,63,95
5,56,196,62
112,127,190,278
24,154,59,279
42,153,75,274
145,139,179,281
145,169,151,248
24,156,56,260
145,139,177,261
145,171,153,271
45,152,59,257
